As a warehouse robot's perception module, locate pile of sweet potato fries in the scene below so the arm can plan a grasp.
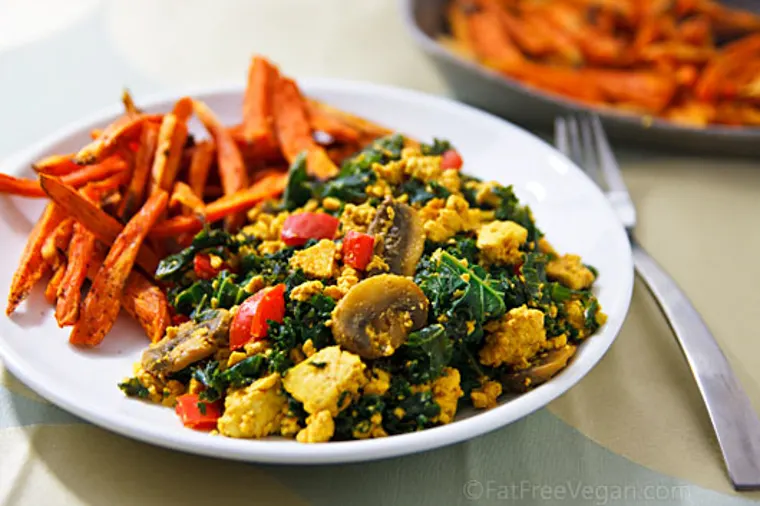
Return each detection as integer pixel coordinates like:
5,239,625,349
2,55,390,347
443,0,760,127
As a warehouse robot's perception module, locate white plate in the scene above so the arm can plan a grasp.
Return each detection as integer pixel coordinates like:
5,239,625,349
0,80,634,464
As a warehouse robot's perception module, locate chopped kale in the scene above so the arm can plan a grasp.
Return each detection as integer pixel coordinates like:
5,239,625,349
282,153,312,210
267,294,337,374
118,377,150,399
402,324,453,383
397,178,451,205
491,185,543,244
420,138,453,156
315,134,406,203
193,354,268,402
156,228,234,281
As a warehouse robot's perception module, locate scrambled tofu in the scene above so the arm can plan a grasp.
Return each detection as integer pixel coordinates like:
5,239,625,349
479,305,547,368
431,367,463,424
564,300,607,338
471,379,502,409
242,211,290,241
289,239,338,279
419,195,482,243
352,412,388,439
340,202,377,234
290,280,325,302
282,345,368,415
296,410,335,443
474,181,502,207
546,254,595,290
403,149,442,182
477,220,528,265
217,373,286,438
323,265,360,300
363,368,391,396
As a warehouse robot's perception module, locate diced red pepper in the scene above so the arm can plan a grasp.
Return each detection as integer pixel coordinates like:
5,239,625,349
342,230,375,270
229,284,286,350
175,394,222,430
193,252,233,280
281,212,339,247
440,149,463,170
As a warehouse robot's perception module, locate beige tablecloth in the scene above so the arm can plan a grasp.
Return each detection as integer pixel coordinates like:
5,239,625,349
1,1,759,505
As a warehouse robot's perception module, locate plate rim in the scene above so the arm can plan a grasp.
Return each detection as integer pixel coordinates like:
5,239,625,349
398,0,760,140
0,78,634,464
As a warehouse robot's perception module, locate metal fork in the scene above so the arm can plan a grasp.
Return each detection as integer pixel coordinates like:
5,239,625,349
555,114,760,491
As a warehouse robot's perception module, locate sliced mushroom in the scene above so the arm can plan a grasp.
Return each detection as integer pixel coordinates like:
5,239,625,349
331,274,429,359
501,344,577,393
141,309,232,374
367,198,425,276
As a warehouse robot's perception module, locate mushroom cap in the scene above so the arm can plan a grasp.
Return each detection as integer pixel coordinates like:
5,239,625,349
331,274,429,359
501,344,577,393
141,309,231,374
368,198,425,276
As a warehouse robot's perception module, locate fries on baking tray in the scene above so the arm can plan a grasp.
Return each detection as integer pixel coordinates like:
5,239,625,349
442,0,760,128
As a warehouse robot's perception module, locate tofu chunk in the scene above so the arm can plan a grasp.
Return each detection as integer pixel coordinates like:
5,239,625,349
217,373,286,438
289,239,337,279
282,345,367,415
546,254,595,290
479,305,547,368
296,410,335,443
431,367,463,424
476,220,528,265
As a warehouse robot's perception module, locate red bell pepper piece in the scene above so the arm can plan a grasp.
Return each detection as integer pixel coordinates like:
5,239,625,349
342,230,375,270
281,212,339,247
175,394,222,430
193,253,230,280
440,149,463,170
229,284,286,350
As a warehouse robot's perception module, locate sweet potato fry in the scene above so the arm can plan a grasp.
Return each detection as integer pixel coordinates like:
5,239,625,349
55,221,96,327
149,172,287,238
151,97,192,193
272,78,338,179
6,203,66,315
193,99,249,229
39,174,160,274
122,89,142,117
305,100,394,140
119,122,158,220
243,56,279,150
70,191,168,346
45,263,66,304
306,101,360,143
79,245,170,341
0,157,127,198
74,114,162,165
41,218,74,265
32,154,79,176
187,140,215,198
170,181,206,215
458,0,523,70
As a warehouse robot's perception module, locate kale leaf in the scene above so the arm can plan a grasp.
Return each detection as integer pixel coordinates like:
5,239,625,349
402,324,453,383
282,153,311,210
490,185,543,244
267,294,337,374
118,377,151,399
317,134,405,203
156,228,234,281
420,138,453,156
439,251,506,322
193,355,268,402
397,178,451,205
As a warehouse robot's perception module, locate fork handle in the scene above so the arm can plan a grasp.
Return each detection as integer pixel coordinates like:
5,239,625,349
632,239,760,490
